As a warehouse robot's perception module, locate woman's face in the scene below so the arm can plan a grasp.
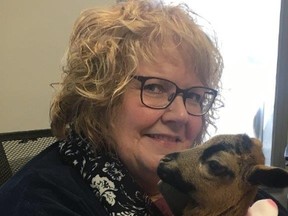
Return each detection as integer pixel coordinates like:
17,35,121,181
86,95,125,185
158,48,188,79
111,53,203,196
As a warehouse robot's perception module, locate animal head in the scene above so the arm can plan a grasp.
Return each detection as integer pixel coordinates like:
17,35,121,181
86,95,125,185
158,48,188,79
157,134,288,216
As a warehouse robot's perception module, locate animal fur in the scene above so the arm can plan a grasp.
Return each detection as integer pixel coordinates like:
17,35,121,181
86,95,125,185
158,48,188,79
157,134,288,216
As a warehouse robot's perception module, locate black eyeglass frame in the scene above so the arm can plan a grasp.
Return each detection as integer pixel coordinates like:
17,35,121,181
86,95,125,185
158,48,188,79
133,75,218,116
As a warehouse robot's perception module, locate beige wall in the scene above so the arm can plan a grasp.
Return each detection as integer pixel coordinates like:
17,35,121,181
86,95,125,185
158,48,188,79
0,1,115,133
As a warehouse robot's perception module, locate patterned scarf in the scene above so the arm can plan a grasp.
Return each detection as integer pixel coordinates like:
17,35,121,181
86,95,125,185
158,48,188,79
59,132,163,216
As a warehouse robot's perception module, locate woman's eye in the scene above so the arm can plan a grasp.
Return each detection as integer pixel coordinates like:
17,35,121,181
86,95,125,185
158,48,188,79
143,84,164,94
187,92,201,102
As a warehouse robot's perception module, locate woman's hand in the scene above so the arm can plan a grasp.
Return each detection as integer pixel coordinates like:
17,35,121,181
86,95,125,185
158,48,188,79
246,199,278,216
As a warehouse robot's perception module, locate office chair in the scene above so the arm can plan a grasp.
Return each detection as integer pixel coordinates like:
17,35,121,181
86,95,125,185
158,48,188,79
0,129,56,186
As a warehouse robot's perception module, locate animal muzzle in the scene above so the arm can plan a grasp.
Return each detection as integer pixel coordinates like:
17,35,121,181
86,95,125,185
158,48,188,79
157,152,196,193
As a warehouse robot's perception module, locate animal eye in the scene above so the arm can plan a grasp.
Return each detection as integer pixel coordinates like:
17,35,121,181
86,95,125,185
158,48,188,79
208,160,229,176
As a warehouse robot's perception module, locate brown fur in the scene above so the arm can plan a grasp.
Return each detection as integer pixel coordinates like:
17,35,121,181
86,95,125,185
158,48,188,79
157,134,288,216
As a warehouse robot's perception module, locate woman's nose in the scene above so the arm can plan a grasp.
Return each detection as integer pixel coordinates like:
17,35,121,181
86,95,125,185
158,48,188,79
162,95,189,124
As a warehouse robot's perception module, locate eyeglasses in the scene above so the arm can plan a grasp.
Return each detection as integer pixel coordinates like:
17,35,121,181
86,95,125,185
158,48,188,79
133,76,217,116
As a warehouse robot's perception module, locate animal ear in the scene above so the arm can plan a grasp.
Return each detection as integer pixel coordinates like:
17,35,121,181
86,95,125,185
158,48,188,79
248,165,288,188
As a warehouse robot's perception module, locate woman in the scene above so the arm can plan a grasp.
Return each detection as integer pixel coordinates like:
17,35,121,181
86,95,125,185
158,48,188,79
0,0,286,215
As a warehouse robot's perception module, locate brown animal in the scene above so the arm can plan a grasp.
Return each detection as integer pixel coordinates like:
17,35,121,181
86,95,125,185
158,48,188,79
157,134,288,216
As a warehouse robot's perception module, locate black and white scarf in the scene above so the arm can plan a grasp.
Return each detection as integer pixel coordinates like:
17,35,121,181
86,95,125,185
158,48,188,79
59,132,162,216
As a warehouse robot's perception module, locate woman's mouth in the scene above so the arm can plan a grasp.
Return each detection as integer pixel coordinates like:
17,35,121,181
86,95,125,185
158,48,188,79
145,134,182,143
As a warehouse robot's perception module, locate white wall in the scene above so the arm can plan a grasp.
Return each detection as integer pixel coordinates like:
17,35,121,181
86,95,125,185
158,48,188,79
0,0,115,133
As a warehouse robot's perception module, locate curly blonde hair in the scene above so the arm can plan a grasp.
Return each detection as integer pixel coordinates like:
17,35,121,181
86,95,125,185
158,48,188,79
50,0,223,150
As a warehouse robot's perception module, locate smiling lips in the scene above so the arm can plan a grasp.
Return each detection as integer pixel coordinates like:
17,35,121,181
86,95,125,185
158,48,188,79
146,134,182,143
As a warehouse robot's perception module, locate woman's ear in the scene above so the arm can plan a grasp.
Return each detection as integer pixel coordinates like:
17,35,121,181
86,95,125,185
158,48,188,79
248,164,288,188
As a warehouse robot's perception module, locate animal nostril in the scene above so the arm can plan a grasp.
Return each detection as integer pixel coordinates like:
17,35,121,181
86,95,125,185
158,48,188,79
161,152,179,163
161,156,173,163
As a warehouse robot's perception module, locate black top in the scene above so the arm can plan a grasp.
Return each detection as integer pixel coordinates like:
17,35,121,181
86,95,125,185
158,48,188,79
0,142,107,216
0,142,287,216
